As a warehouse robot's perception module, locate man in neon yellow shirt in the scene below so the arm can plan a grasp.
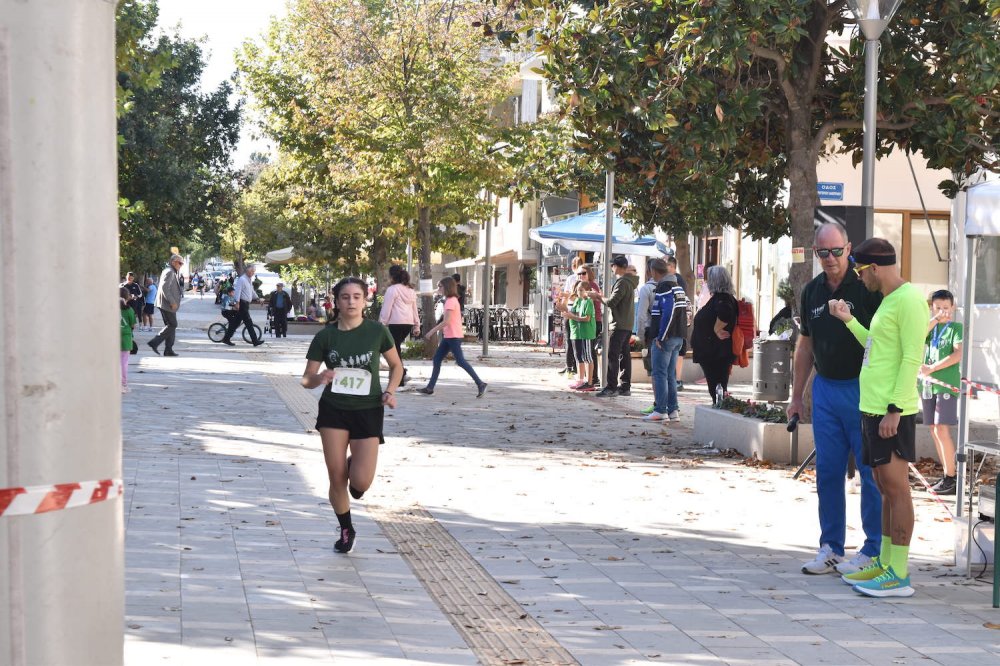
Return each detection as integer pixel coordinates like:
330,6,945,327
828,238,929,598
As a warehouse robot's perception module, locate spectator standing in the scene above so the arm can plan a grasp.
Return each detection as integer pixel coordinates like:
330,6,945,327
223,266,263,347
300,277,403,554
121,272,143,324
119,287,137,393
291,280,303,317
919,289,963,495
380,270,421,386
636,260,661,376
690,265,738,405
417,277,488,398
577,264,603,386
148,254,184,357
829,238,928,597
645,265,689,421
452,273,467,312
787,222,883,577
269,282,293,338
563,281,596,391
666,256,689,391
558,256,583,376
590,255,639,398
142,277,157,332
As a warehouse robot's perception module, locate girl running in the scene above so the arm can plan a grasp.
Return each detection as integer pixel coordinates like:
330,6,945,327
301,277,403,554
417,276,487,397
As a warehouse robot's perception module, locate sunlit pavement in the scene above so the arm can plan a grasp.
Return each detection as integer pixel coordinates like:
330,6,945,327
121,296,1000,665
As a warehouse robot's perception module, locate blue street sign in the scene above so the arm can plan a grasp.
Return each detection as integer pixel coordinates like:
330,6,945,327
818,182,844,200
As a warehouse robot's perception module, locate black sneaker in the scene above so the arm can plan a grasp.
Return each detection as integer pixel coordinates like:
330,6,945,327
400,372,409,387
477,383,488,398
676,381,685,391
931,476,957,495
334,527,356,553
147,341,160,356
596,388,618,398
416,387,434,395
618,389,632,397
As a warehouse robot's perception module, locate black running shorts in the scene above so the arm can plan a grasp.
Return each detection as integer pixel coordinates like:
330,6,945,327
316,402,385,443
861,413,916,467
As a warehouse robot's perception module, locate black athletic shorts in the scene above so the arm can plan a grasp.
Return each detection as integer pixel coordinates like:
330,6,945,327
861,413,916,467
143,303,155,315
316,402,385,443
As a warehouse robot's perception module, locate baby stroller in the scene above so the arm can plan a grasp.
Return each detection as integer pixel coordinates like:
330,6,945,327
264,305,274,337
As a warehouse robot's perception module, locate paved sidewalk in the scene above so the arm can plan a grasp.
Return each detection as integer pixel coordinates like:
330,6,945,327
122,298,1000,665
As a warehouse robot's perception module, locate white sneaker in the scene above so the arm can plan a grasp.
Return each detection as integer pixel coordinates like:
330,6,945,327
667,410,680,421
643,412,667,422
834,551,873,575
801,544,843,575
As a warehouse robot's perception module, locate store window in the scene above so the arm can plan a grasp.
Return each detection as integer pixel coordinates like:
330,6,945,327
974,236,1000,304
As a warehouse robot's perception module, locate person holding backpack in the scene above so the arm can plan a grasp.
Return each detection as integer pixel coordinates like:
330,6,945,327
644,266,689,422
690,265,738,404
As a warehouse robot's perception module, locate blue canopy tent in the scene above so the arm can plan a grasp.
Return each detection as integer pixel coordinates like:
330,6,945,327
529,208,669,257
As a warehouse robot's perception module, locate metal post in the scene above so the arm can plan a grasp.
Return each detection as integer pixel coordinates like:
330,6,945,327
1,2,123,664
601,170,614,387
958,235,978,575
861,38,880,239
482,195,497,356
406,220,413,276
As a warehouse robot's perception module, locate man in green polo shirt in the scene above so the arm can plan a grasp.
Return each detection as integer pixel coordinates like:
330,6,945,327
829,238,929,598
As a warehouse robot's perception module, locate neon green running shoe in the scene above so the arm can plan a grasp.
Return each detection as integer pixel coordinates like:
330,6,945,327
640,405,656,415
841,556,885,585
853,565,915,598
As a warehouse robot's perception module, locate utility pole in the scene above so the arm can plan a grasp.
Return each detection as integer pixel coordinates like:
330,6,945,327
1,3,123,665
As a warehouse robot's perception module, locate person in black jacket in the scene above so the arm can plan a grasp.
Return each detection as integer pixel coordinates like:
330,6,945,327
690,266,738,404
268,283,293,338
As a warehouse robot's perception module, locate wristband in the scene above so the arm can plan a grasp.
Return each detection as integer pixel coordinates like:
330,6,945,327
382,391,394,397
886,403,902,414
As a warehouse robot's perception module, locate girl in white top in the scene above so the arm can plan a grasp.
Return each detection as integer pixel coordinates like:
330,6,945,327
379,269,420,385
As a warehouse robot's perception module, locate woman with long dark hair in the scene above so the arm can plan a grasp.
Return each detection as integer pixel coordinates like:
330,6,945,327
379,269,420,386
301,277,403,554
690,265,738,404
417,276,487,397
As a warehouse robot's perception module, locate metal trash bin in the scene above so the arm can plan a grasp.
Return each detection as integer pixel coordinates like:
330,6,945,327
752,338,792,402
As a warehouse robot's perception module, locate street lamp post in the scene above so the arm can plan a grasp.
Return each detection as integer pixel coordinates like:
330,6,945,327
845,0,903,238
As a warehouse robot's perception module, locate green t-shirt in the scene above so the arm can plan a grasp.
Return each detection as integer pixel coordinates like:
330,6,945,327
568,298,596,340
120,308,137,351
845,282,929,416
923,322,963,395
306,320,394,410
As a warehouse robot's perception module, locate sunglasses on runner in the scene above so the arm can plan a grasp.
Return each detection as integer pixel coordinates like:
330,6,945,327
814,246,847,259
853,262,873,276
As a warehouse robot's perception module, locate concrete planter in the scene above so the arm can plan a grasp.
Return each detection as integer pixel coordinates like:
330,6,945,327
286,320,326,336
693,405,815,464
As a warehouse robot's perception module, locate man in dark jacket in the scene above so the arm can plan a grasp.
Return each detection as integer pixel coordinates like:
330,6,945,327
268,282,293,338
589,255,639,397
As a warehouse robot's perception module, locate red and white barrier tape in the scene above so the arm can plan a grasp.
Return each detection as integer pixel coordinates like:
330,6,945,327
920,375,960,394
961,378,1000,396
0,479,123,518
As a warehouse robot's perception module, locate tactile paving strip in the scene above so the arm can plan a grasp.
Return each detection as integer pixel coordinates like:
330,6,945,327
368,504,578,666
269,374,318,432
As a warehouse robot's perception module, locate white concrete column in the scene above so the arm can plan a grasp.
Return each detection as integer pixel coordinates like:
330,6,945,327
1,1,122,665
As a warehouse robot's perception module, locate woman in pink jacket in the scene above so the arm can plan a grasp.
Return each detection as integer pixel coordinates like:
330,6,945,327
379,269,420,386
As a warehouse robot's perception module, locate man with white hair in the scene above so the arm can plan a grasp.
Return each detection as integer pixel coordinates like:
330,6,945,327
148,254,184,357
222,265,264,347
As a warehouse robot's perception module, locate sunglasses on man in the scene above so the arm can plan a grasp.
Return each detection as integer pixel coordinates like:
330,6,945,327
813,246,846,259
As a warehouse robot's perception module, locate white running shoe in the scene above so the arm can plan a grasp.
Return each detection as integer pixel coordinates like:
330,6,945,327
667,410,680,421
801,544,843,575
835,551,873,575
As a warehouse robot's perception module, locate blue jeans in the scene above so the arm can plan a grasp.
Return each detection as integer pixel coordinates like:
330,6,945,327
651,337,683,414
426,337,483,389
812,374,882,557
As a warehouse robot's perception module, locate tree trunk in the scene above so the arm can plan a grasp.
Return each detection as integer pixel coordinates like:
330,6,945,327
785,107,820,314
371,231,390,296
674,235,695,300
416,204,437,357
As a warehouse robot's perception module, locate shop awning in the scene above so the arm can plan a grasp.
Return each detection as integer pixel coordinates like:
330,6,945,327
529,207,669,257
445,250,520,268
